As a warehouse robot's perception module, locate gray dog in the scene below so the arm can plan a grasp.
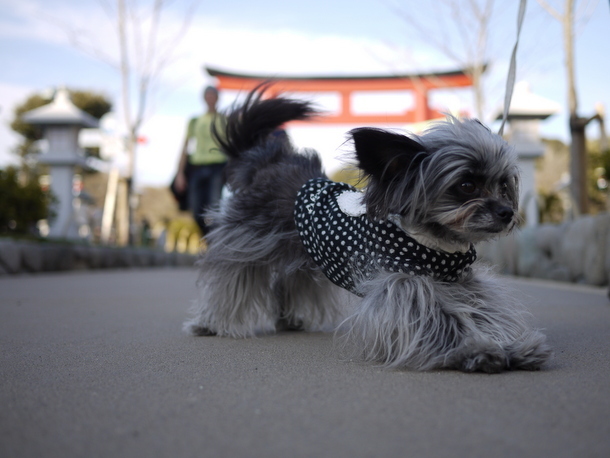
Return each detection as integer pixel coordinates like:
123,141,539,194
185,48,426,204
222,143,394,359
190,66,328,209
184,88,552,373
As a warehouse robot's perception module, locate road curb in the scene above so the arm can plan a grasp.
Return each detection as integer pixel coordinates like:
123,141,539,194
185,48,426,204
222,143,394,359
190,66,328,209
0,239,197,275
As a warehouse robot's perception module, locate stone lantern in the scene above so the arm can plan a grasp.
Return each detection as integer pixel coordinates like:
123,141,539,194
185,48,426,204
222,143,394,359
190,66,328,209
22,88,99,238
499,82,561,226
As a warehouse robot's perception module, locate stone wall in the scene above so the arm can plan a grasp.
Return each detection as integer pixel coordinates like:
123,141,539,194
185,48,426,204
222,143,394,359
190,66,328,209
478,214,610,286
8,215,610,285
0,239,197,275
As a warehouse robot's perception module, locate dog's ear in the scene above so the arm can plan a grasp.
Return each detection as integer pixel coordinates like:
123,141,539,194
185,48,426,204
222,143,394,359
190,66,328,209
350,128,427,182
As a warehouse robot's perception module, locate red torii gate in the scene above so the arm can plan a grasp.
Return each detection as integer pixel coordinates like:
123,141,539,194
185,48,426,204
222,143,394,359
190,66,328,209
206,66,475,125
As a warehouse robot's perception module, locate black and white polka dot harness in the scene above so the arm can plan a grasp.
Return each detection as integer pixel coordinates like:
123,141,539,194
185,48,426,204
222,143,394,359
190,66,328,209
294,177,477,297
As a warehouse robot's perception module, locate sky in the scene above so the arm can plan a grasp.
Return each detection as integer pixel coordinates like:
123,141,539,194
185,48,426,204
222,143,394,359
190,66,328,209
0,0,609,188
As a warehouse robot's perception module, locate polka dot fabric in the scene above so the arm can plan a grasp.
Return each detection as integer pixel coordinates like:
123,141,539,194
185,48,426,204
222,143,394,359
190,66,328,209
294,177,477,297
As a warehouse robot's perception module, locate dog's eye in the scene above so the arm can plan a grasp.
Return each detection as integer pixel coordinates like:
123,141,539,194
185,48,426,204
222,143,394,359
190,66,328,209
460,181,477,195
500,182,509,196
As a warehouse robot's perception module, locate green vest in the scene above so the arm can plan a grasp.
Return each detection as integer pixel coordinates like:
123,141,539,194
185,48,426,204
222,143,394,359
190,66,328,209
187,113,227,165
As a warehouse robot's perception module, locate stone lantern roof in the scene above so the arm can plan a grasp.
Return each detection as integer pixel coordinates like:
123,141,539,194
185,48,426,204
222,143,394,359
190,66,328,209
22,87,99,128
497,82,561,121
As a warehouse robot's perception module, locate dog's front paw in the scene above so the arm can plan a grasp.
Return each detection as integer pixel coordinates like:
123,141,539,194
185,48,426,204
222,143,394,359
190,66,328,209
507,331,553,370
452,339,508,373
460,349,508,374
275,317,304,332
192,326,217,336
183,322,217,336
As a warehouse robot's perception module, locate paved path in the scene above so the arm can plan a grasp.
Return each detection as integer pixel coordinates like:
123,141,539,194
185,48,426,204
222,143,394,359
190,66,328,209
1,268,609,458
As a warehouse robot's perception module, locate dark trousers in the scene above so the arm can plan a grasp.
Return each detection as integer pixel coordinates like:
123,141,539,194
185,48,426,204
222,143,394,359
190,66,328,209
188,163,226,235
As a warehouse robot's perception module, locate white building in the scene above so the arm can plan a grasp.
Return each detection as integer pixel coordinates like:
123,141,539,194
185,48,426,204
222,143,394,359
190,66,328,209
500,82,561,226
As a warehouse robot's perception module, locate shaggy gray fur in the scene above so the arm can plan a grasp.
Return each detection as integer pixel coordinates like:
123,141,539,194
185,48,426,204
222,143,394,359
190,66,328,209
184,88,552,373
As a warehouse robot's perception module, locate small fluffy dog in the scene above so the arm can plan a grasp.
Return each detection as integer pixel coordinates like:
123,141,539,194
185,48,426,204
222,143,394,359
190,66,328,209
184,88,552,373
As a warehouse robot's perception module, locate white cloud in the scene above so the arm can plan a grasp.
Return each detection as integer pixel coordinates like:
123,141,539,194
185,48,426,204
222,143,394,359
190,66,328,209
7,0,600,185
156,12,453,95
0,5,475,180
0,0,110,49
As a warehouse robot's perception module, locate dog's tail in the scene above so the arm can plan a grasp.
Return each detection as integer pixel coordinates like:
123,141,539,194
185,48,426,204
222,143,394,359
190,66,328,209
213,84,318,160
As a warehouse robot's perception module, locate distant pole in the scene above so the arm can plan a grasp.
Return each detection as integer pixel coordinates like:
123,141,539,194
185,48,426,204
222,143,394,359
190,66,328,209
569,109,608,216
101,167,120,244
569,116,588,215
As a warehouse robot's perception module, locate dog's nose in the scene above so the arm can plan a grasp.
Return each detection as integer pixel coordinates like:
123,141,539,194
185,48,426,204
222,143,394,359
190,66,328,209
495,205,514,223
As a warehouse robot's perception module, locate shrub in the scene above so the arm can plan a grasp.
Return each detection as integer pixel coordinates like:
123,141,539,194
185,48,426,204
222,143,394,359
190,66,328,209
0,167,56,235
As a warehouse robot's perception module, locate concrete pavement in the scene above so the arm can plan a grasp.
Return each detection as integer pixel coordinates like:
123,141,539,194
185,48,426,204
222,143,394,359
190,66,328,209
1,268,609,458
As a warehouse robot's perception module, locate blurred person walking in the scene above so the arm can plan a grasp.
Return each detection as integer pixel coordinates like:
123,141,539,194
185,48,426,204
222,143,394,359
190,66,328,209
173,86,227,235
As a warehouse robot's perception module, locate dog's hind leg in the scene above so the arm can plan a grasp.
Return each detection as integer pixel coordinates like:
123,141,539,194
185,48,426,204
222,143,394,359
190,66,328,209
184,259,279,338
183,221,283,338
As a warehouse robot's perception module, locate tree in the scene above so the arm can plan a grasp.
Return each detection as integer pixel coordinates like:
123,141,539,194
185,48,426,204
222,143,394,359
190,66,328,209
55,0,198,244
0,167,56,236
9,94,47,166
536,0,606,215
391,0,496,120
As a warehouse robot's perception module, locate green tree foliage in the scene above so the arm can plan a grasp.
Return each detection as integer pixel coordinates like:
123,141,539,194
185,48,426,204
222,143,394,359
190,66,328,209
10,94,47,142
586,140,610,213
0,167,56,235
10,94,47,162
70,90,112,120
538,190,565,223
536,138,610,221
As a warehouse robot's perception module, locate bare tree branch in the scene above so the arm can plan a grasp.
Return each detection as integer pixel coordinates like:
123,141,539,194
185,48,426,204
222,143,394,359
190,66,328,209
389,0,496,119
39,11,118,67
536,0,602,214
574,0,599,35
117,0,133,135
537,0,563,20
45,0,201,243
391,4,462,63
